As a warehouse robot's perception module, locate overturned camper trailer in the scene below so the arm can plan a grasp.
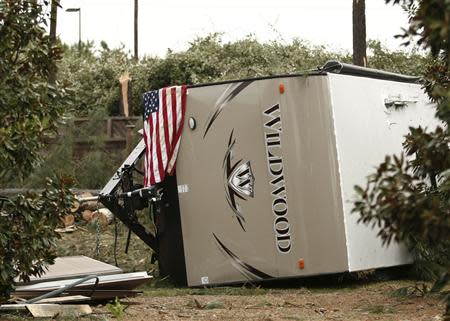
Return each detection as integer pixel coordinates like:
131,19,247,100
98,61,439,287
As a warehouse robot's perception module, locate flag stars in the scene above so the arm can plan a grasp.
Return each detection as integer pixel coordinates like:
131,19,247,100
143,90,159,120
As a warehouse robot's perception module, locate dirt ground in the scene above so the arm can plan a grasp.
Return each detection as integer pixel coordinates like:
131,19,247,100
1,228,445,321
116,281,444,321
1,278,446,321
51,226,445,320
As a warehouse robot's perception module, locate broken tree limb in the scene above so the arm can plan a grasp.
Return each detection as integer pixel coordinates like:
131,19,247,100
77,196,99,203
76,192,102,211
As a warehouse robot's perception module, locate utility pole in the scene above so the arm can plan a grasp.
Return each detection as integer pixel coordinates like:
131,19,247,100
352,0,367,66
66,8,81,55
134,0,138,60
48,0,58,84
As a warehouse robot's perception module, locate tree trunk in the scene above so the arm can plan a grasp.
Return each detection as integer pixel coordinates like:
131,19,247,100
352,0,367,67
48,0,58,84
134,0,138,60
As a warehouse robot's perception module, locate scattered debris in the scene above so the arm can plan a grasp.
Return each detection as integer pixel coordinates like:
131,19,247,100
66,192,114,226
282,301,302,308
26,304,92,318
0,304,28,312
187,298,224,310
14,289,141,301
70,200,81,213
314,307,327,315
187,298,204,309
15,256,122,285
61,214,75,227
77,192,103,211
15,272,151,293
55,225,77,233
91,208,114,226
82,209,94,221
6,256,152,317
32,295,90,304
0,304,92,318
204,300,225,310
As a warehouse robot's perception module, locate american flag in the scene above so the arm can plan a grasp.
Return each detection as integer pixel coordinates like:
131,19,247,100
143,85,187,187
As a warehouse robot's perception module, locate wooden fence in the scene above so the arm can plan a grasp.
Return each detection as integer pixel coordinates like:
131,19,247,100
55,116,143,157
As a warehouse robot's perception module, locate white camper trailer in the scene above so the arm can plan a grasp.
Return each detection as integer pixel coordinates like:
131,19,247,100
99,62,439,286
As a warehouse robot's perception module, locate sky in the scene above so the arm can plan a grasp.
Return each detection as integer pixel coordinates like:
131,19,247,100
56,0,410,57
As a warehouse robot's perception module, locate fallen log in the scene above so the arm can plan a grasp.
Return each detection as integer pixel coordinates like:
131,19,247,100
70,200,80,213
81,210,93,222
61,214,75,227
92,208,114,226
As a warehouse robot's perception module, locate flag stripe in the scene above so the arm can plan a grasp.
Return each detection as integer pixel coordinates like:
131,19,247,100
152,112,160,184
149,112,156,185
159,89,169,170
143,85,187,186
155,112,164,182
167,88,174,147
166,87,177,163
171,87,178,134
167,86,187,174
163,88,171,162
143,121,150,186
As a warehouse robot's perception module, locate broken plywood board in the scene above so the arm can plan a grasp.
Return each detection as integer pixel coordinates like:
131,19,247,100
26,304,92,318
0,304,92,318
15,256,122,285
33,295,90,304
13,289,141,300
15,272,151,292
0,304,28,311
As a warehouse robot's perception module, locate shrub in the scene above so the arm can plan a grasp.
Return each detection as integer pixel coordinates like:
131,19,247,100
0,176,74,301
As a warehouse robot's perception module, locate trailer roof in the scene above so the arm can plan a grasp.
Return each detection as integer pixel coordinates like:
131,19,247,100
187,60,420,89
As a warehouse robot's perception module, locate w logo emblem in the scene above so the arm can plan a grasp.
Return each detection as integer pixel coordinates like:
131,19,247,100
223,130,255,231
228,161,254,198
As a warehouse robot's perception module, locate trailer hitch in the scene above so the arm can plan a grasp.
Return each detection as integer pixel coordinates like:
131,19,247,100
96,139,160,253
92,138,186,284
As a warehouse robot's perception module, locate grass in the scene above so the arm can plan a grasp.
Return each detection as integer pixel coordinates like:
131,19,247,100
54,223,419,299
282,316,317,321
361,304,395,314
49,218,445,321
143,284,269,297
0,313,110,321
55,212,154,273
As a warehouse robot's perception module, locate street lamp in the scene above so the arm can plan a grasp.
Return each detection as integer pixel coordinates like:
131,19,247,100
66,8,81,55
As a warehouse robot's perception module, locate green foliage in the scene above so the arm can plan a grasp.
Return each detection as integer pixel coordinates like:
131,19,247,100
391,283,429,297
387,0,449,57
30,34,431,190
353,152,450,276
0,1,72,184
25,111,124,189
354,0,450,318
0,1,76,301
366,40,431,75
0,176,74,301
58,33,432,119
106,297,127,320
144,34,351,89
354,147,449,246
203,300,225,310
58,42,144,116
